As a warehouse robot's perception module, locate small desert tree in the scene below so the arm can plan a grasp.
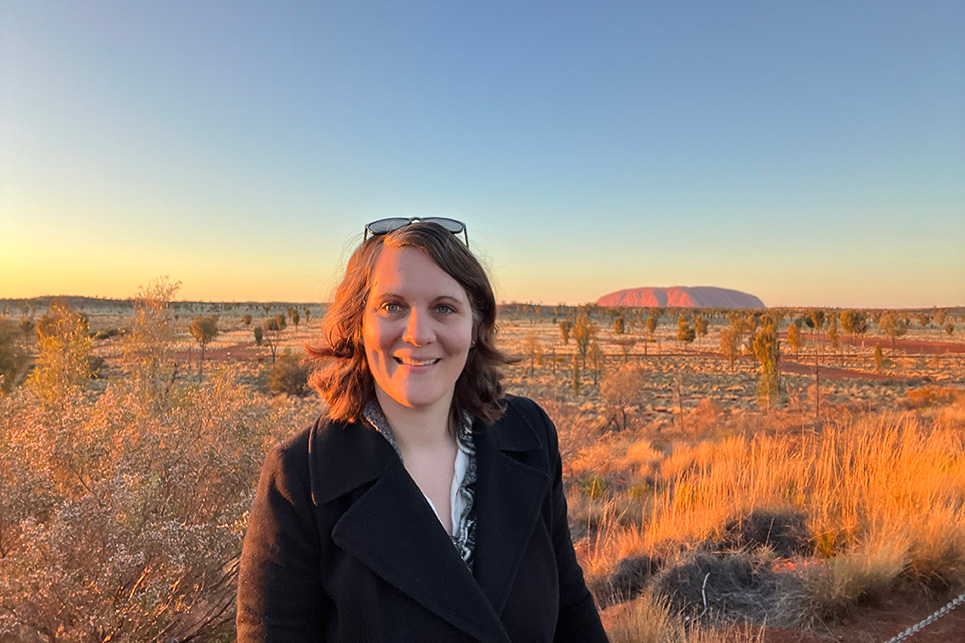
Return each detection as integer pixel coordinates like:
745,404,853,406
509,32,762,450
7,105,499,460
189,315,219,380
559,319,572,345
827,315,840,356
242,314,252,326
123,277,180,403
945,323,954,338
878,311,908,354
805,309,825,335
254,325,264,346
719,326,739,371
786,322,803,356
726,310,747,344
840,309,868,351
645,311,659,342
262,316,287,364
291,310,300,335
804,309,826,417
873,343,885,372
522,331,543,376
571,313,597,367
588,339,605,385
600,363,647,431
752,322,781,410
677,315,696,346
693,314,708,340
571,353,580,396
613,316,626,335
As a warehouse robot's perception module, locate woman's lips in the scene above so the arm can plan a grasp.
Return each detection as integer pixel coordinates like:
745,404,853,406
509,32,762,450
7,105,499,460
394,356,441,366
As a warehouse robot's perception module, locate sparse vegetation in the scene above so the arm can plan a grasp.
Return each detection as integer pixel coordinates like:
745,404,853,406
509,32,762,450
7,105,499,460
1,295,962,642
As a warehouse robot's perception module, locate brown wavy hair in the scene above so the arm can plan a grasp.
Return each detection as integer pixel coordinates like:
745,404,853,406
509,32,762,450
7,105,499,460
306,222,515,427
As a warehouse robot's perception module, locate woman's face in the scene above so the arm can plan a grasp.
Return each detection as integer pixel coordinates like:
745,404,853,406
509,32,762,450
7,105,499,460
362,246,474,417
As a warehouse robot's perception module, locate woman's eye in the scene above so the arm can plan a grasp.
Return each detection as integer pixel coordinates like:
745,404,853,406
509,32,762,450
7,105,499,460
436,304,454,314
381,302,401,313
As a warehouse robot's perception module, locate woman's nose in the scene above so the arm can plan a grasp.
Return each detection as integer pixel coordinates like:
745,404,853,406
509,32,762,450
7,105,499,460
402,308,434,346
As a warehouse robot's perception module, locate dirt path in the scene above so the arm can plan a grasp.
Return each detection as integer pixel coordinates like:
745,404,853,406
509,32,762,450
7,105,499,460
777,358,918,382
799,334,965,355
759,592,965,642
172,342,264,362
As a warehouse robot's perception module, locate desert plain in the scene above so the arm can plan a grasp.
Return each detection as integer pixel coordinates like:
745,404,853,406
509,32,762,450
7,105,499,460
1,294,964,643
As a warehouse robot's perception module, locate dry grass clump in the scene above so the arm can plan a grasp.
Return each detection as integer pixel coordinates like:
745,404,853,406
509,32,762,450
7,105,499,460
561,391,965,630
604,590,766,643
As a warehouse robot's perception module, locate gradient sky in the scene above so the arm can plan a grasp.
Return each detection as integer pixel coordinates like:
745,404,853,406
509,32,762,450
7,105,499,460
2,1,963,308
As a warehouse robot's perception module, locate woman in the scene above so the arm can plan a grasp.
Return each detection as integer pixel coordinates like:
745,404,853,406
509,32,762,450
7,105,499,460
237,218,608,642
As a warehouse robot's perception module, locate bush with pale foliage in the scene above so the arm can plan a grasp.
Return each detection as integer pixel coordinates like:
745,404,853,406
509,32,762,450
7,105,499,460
0,371,308,642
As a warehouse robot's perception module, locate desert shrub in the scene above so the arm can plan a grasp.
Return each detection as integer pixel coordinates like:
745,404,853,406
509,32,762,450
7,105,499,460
677,316,696,344
653,551,807,626
579,473,609,499
605,589,767,643
751,323,780,409
718,509,810,558
28,303,93,403
0,370,303,642
905,385,958,408
601,364,647,432
93,328,122,340
122,277,179,401
86,353,105,379
268,353,311,396
601,554,663,607
873,343,885,372
0,320,30,394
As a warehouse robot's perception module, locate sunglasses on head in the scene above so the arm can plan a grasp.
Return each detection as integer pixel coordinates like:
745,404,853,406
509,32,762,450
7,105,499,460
364,217,468,245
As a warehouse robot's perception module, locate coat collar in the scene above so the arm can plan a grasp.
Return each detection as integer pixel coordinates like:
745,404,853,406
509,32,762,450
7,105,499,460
307,397,549,642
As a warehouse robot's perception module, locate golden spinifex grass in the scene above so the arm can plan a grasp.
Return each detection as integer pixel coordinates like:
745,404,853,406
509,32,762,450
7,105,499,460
565,392,965,626
604,591,766,643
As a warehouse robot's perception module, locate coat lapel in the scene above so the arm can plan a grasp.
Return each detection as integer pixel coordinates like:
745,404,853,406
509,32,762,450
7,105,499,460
472,400,550,615
311,419,511,642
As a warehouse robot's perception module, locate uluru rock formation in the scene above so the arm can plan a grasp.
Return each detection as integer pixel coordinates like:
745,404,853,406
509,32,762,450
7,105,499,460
597,286,764,309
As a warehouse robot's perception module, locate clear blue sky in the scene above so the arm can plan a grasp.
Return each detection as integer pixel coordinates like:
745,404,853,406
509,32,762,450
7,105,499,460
2,1,963,308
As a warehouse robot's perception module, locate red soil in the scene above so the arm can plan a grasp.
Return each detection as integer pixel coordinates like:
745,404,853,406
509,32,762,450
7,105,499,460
173,342,264,362
800,334,965,355
777,358,916,382
758,592,965,642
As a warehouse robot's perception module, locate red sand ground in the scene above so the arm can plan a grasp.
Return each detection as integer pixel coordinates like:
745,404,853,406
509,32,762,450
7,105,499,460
758,592,965,643
777,358,916,382
798,334,965,355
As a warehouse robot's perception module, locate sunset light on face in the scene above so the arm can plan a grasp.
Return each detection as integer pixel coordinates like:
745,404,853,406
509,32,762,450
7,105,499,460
1,1,963,308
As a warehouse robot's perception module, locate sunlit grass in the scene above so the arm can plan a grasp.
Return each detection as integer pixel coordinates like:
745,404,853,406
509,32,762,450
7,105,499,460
557,390,965,632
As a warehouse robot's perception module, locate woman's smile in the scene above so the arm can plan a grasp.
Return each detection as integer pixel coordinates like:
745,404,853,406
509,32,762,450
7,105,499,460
362,246,474,415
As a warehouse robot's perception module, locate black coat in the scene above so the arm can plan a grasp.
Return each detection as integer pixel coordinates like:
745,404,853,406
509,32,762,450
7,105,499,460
237,396,608,642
